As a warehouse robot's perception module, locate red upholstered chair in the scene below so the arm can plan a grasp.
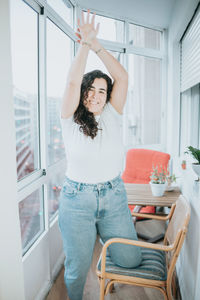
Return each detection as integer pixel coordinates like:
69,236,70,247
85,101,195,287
122,148,170,242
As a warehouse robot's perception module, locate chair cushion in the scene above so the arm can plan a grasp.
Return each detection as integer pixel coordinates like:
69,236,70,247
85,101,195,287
97,248,167,281
122,149,170,183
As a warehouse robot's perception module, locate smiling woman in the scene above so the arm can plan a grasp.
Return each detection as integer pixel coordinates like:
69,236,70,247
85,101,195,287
59,9,141,300
84,78,107,114
73,69,113,139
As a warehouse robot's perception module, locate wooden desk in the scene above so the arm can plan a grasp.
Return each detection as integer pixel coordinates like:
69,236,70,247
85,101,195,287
125,183,181,207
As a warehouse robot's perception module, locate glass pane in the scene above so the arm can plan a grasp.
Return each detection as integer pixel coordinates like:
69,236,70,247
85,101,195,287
19,188,44,255
180,89,191,155
83,11,124,42
47,0,73,25
85,50,121,75
10,0,40,181
48,171,66,220
129,24,161,50
47,19,72,165
126,54,161,147
179,84,200,155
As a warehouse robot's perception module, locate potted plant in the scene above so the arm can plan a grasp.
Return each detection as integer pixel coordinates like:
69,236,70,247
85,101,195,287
184,146,200,180
149,166,167,197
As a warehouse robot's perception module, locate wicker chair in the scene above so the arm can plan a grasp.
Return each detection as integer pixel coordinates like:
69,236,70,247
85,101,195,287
96,195,190,300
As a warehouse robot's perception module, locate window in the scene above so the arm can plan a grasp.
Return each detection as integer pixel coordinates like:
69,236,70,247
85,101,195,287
46,19,73,166
85,50,121,75
19,187,44,255
126,54,161,147
129,24,161,50
48,171,66,220
10,0,40,181
47,0,73,25
84,11,124,42
179,84,200,155
179,4,200,155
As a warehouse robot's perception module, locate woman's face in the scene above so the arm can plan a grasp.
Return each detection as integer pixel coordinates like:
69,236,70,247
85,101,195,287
83,78,107,115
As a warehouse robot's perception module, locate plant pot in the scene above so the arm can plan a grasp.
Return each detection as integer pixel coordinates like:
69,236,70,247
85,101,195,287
181,162,186,170
192,163,200,178
149,182,166,197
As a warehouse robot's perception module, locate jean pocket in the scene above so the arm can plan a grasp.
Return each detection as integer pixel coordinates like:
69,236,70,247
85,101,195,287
62,182,78,196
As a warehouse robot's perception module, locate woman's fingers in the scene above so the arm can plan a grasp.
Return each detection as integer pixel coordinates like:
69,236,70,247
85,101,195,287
86,9,90,23
77,18,81,27
81,10,85,25
91,13,95,26
96,22,100,34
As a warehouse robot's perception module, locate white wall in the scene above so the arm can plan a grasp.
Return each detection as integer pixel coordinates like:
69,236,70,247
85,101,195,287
0,0,25,299
167,0,200,299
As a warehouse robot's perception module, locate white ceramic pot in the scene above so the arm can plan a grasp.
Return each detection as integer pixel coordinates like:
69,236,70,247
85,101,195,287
192,163,200,177
149,182,166,197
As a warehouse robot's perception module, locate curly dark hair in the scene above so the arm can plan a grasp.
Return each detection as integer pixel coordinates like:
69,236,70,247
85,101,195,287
74,70,113,139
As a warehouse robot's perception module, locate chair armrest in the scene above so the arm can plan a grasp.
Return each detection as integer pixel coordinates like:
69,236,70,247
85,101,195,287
103,237,173,253
131,203,176,221
131,212,169,220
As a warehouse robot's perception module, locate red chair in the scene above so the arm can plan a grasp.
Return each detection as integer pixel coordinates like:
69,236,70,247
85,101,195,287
122,148,170,242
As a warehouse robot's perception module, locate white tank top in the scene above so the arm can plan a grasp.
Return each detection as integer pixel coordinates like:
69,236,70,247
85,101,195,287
60,102,124,183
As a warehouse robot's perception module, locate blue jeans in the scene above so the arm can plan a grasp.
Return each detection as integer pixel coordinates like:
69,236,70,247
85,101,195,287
58,175,142,300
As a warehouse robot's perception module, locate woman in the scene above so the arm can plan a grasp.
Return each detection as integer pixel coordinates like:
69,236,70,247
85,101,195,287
59,10,142,300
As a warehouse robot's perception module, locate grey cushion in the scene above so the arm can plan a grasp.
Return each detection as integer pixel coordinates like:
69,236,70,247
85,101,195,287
97,248,167,281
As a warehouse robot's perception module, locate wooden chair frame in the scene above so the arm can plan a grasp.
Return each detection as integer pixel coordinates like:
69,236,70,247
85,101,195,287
96,195,190,300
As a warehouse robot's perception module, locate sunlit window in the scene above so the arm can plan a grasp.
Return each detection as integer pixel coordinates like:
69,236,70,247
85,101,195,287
129,24,161,50
47,0,73,25
126,54,161,147
83,11,124,42
48,171,66,220
46,19,73,165
179,84,200,155
19,188,44,255
10,0,40,181
85,50,121,75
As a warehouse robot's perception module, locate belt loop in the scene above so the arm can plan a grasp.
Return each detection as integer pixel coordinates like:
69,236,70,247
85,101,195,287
109,181,113,189
77,183,81,191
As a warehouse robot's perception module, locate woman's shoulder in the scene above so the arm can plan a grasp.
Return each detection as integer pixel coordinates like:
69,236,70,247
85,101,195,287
60,114,76,132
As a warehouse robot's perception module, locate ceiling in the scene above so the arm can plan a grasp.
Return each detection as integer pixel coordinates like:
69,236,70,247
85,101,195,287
73,0,177,30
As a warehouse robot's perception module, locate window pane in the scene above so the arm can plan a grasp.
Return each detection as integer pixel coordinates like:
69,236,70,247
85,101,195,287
84,12,124,42
19,188,44,255
129,24,161,50
48,171,66,220
47,0,73,25
180,84,200,155
85,50,120,75
47,19,72,165
10,0,40,181
126,54,161,147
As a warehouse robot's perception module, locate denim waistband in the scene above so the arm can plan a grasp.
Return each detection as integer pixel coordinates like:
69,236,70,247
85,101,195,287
64,174,122,190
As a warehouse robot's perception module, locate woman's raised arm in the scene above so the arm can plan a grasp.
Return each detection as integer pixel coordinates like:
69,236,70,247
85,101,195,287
61,10,99,119
91,40,128,114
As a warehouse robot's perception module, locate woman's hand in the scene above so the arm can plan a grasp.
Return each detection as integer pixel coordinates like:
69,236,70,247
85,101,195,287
75,9,100,45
